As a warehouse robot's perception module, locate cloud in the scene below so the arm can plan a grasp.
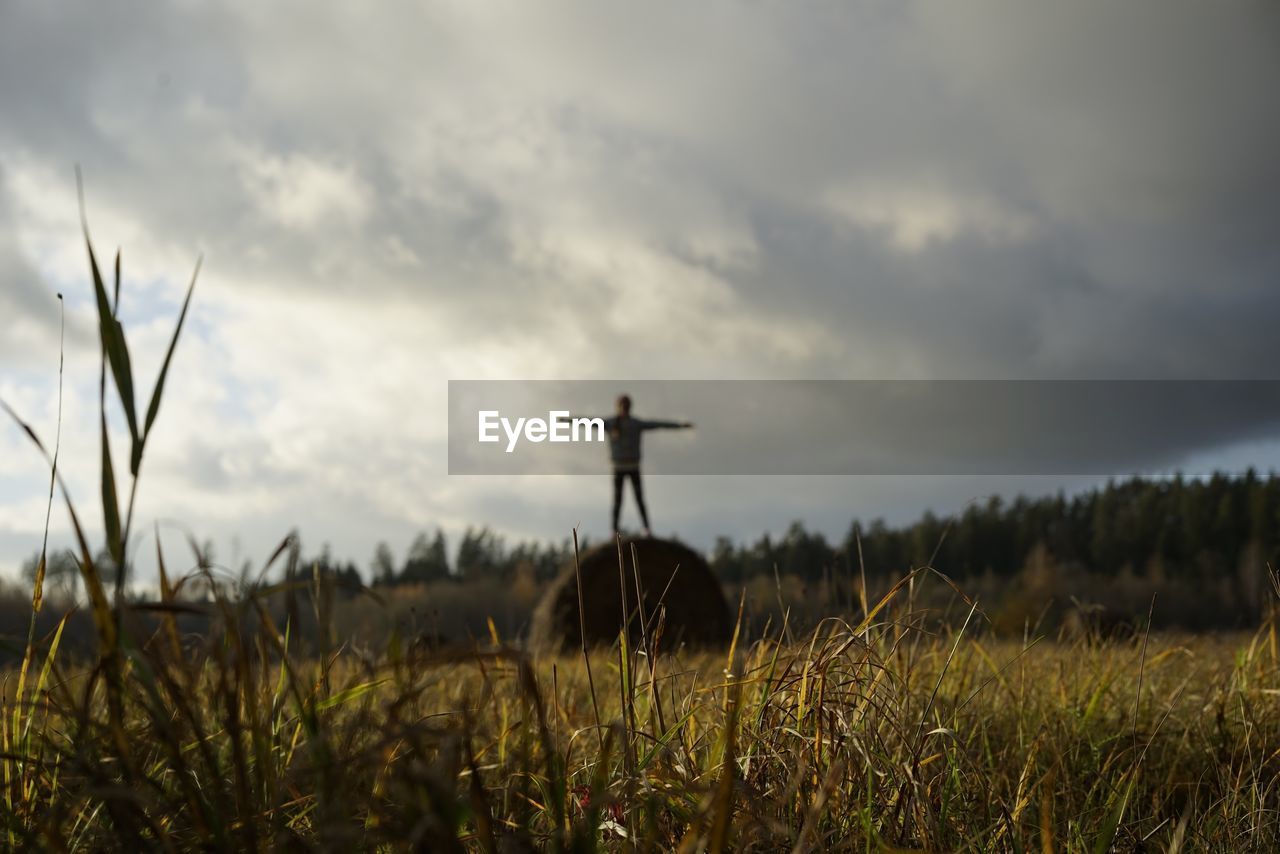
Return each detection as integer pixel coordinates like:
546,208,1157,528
0,170,72,362
824,182,1034,252
236,148,374,231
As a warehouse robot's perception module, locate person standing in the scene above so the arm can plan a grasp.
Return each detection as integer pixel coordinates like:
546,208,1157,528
601,394,693,537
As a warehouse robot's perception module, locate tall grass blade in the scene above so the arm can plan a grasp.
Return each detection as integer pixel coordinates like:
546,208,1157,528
80,203,139,454
99,414,124,569
1092,770,1135,854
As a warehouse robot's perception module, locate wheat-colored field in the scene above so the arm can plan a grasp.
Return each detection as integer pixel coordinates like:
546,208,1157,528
4,584,1280,851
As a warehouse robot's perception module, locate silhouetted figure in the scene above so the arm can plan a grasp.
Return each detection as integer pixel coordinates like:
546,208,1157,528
601,394,692,536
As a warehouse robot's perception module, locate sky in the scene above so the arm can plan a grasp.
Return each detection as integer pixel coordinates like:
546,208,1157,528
2,1,1279,582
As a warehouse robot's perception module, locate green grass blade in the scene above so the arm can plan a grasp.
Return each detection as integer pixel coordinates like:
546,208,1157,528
100,414,123,569
85,235,139,452
22,613,69,743
1092,770,1135,854
316,678,389,712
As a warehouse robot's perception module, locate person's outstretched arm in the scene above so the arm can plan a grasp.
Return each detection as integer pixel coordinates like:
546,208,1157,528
636,418,694,430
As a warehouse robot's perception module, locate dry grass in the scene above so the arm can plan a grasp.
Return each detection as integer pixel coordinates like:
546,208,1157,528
4,592,1280,850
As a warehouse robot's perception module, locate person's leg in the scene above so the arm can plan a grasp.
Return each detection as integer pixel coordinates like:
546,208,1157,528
612,470,625,534
629,470,651,535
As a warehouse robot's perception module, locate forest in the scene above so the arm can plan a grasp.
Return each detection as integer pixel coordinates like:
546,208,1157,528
327,470,1279,591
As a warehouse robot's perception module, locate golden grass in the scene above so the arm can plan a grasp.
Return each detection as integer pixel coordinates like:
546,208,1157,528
4,605,1280,850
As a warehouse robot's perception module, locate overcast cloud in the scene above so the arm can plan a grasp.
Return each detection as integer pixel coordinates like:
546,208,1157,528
2,1,1279,579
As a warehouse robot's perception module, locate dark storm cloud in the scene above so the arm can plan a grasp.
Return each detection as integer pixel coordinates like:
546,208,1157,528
4,2,1276,380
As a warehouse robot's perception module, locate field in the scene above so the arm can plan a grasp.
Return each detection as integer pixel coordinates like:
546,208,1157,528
3,578,1280,850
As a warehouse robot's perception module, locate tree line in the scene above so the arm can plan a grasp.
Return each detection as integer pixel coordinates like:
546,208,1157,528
710,472,1280,585
18,472,1280,595
354,472,1280,590
364,528,584,587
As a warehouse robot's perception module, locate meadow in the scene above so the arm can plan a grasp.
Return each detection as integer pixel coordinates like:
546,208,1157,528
3,572,1280,850
4,223,1280,851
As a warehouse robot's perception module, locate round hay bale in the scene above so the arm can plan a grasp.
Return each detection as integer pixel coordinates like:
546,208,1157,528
527,537,731,653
